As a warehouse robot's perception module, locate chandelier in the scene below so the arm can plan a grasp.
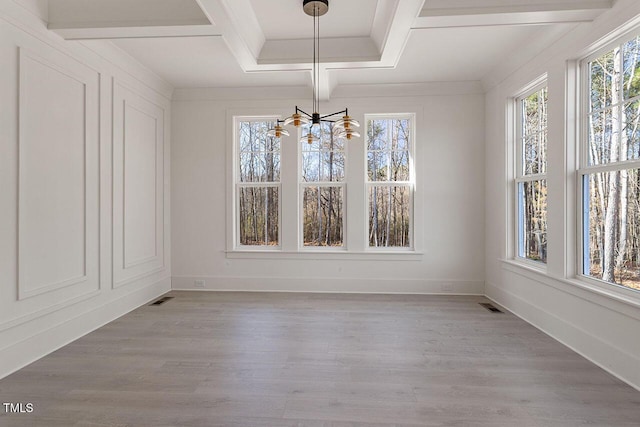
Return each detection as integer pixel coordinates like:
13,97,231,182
268,0,360,143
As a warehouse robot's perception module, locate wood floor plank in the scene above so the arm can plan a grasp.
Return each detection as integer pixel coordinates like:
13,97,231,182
0,291,638,426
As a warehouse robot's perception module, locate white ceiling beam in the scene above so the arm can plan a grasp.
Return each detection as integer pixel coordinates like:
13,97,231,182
377,0,426,67
413,9,608,28
213,0,265,59
51,25,222,41
195,0,266,71
370,0,400,53
415,0,612,28
317,66,339,102
420,0,612,17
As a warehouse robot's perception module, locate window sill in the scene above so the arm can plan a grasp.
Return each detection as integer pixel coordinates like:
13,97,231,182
500,259,640,319
226,250,423,261
510,257,548,274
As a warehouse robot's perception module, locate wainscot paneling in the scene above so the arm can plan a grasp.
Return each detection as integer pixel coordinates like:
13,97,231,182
112,79,165,288
0,0,172,379
17,46,100,301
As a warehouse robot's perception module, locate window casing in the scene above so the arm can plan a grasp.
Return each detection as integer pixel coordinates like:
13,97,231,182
235,117,281,248
366,114,414,249
515,84,548,264
300,121,345,248
579,33,640,292
231,112,419,257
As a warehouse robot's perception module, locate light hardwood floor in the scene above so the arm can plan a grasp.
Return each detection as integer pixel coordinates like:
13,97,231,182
0,291,639,426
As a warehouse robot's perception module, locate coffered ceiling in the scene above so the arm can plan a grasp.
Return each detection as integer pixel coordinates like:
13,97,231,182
41,0,614,97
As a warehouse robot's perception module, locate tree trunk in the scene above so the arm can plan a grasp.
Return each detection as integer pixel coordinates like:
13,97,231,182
327,131,334,245
386,187,391,247
602,47,622,282
372,187,378,246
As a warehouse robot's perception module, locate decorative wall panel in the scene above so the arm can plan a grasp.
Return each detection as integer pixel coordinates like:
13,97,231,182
17,48,99,300
112,80,165,288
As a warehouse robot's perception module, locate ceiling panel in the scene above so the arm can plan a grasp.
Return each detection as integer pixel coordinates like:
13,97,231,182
249,0,378,40
112,37,309,88
334,25,554,85
48,0,210,28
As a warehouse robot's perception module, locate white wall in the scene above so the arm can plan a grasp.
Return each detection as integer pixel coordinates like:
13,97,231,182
485,0,640,390
0,1,172,379
171,83,485,294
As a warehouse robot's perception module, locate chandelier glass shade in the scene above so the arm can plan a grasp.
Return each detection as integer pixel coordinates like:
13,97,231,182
272,0,359,142
335,127,361,141
266,121,290,138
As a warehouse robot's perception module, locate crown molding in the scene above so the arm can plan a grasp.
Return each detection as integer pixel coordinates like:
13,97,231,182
172,80,484,101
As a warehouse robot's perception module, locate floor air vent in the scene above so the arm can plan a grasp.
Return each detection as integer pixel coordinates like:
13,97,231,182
149,296,173,306
479,302,503,313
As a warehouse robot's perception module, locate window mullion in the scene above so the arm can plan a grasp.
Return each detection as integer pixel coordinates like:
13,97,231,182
516,174,547,184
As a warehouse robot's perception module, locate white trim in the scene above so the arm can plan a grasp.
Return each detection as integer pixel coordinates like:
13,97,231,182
16,46,99,300
513,253,548,272
580,160,640,174
0,290,100,332
486,280,640,392
0,277,170,380
0,1,173,101
172,82,485,102
514,173,547,182
111,79,166,289
172,275,483,295
502,259,640,313
566,60,581,279
581,24,640,66
514,75,548,103
225,250,423,261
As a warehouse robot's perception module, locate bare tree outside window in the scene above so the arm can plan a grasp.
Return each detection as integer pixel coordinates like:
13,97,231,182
237,119,280,246
301,122,344,247
366,116,413,248
516,86,548,263
582,35,640,291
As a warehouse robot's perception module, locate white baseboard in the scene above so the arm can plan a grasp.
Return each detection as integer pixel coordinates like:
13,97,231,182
486,281,640,392
0,277,171,380
171,275,485,295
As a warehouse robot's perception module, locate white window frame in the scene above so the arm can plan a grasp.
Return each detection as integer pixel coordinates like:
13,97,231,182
298,122,347,250
577,30,640,294
514,80,548,268
364,113,416,251
233,115,282,251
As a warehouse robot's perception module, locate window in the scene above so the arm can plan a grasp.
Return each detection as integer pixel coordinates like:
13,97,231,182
300,122,345,247
580,33,640,291
366,114,413,248
515,85,548,263
235,118,280,247
231,112,418,256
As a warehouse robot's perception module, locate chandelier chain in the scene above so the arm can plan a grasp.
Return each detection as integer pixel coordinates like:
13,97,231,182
316,6,320,114
311,7,318,116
